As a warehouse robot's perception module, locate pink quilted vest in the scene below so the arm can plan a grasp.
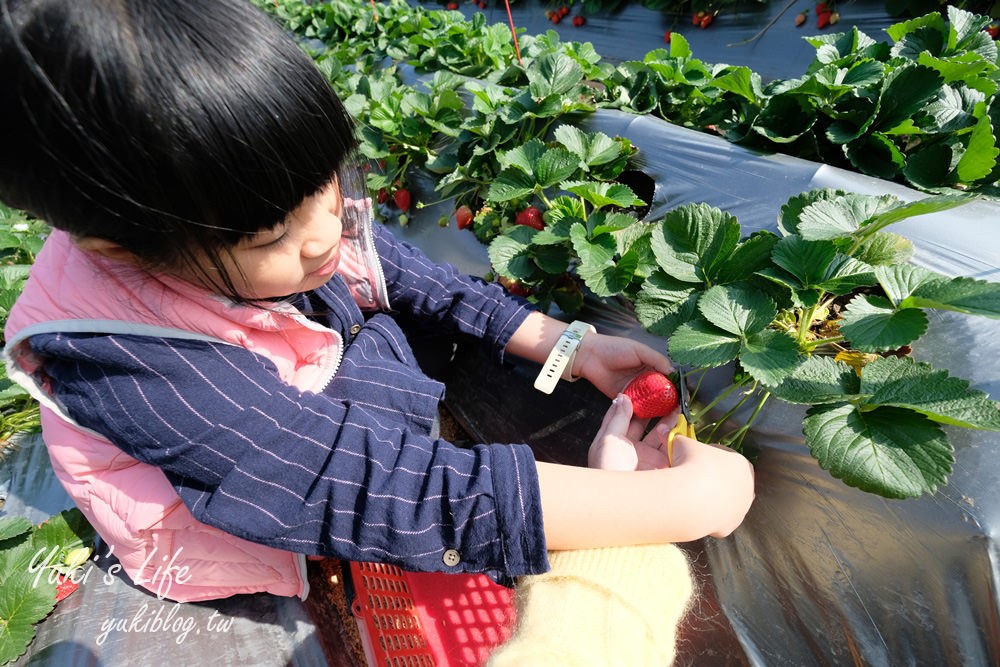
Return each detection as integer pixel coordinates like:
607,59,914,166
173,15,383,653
4,198,388,602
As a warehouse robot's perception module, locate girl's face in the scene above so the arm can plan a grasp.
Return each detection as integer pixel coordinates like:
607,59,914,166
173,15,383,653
209,179,345,300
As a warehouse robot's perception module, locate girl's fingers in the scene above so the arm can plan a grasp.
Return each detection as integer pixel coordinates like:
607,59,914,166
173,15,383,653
597,394,633,440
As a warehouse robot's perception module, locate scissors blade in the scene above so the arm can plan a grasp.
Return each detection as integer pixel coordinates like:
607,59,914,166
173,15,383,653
676,367,692,424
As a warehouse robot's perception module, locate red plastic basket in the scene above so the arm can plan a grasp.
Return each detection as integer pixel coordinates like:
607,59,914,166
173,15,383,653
348,561,516,667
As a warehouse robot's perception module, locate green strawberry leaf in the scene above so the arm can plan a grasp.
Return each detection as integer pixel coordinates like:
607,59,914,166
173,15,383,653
536,147,580,188
796,193,897,241
498,138,547,174
563,181,643,209
713,230,780,285
862,192,973,236
902,274,1000,318
853,231,914,266
804,403,952,499
571,224,636,296
777,188,845,236
0,517,32,543
861,356,1000,430
667,318,742,368
768,355,861,404
770,236,875,295
649,203,741,284
955,104,999,184
526,53,584,99
0,571,57,665
697,284,775,337
845,133,905,180
487,167,537,202
739,329,804,387
633,272,700,338
839,294,930,351
487,226,535,280
873,63,943,132
553,125,622,169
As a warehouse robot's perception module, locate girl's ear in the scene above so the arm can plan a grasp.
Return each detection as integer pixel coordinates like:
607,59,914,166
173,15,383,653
73,236,138,264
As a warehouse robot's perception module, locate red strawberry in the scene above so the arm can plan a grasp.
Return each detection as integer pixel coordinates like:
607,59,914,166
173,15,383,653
815,2,828,13
55,574,79,603
692,10,704,25
816,10,831,28
515,206,544,230
455,205,474,229
498,276,531,297
664,30,672,43
558,5,569,16
551,13,561,23
622,371,679,419
988,24,1000,39
393,188,411,212
699,13,713,28
446,1,458,8
572,15,585,27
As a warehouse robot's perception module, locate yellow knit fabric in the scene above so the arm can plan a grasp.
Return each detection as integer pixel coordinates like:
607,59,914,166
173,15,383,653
487,544,695,666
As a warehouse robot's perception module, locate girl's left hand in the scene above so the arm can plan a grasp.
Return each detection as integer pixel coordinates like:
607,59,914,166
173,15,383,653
588,393,671,471
573,332,673,398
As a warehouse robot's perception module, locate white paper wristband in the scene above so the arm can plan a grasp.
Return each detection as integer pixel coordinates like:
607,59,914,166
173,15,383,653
533,320,596,394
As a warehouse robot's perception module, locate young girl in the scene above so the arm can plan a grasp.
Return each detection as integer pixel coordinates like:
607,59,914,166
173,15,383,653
0,0,754,605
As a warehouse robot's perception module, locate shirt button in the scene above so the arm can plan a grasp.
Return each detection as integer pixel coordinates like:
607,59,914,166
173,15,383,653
349,324,362,335
442,549,461,567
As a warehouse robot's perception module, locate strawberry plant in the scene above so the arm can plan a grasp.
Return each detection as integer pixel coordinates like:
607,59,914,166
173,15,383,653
0,509,96,664
0,204,46,456
625,188,1000,498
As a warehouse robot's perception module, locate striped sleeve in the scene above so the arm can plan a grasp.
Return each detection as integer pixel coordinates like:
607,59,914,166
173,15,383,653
373,224,534,362
31,332,549,578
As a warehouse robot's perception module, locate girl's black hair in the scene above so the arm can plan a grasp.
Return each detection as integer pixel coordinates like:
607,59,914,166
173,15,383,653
0,0,359,299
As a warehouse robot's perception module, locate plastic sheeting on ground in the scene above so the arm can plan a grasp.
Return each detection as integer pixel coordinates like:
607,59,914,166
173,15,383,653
392,108,1000,666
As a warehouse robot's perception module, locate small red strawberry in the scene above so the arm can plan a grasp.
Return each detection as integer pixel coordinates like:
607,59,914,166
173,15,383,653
816,10,831,28
692,10,704,25
393,188,411,212
55,574,79,603
455,205,474,230
622,370,679,419
498,276,531,297
699,13,713,28
558,5,569,17
664,30,672,43
377,188,388,204
988,23,1000,39
515,206,544,230
794,11,806,26
446,1,458,8
572,14,585,27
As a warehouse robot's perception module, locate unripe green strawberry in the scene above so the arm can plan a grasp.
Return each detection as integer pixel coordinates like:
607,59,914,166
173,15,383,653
623,370,679,419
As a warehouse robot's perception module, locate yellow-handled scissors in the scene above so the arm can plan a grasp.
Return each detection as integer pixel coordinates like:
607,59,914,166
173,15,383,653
666,367,695,466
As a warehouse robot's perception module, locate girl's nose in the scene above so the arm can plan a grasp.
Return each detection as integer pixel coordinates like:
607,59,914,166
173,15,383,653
300,237,329,258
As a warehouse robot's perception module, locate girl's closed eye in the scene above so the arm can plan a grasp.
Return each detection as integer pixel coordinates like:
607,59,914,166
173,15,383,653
247,223,289,249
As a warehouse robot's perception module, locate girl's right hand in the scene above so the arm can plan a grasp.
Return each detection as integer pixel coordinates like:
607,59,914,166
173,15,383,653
664,433,756,538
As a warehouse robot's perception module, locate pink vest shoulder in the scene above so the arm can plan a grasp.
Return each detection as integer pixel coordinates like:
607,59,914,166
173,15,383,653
4,210,388,601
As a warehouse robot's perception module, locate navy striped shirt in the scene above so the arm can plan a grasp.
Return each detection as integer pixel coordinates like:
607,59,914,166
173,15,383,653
29,224,549,579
